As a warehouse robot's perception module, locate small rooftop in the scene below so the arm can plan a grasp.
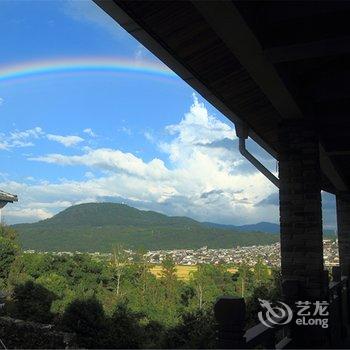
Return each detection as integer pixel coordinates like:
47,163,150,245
0,190,18,203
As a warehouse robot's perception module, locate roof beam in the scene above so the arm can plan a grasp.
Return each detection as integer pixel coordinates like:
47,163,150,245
319,144,348,191
265,36,350,63
193,0,348,191
327,150,350,156
95,0,348,192
93,0,278,158
193,0,303,120
303,71,350,102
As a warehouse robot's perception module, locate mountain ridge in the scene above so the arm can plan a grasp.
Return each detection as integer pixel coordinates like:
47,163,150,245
13,202,280,252
202,221,280,234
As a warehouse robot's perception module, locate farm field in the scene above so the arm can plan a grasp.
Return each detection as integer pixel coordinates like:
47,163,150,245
150,265,238,280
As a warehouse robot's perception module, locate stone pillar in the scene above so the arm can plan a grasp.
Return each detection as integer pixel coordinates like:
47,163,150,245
279,121,327,348
279,120,325,299
336,193,350,278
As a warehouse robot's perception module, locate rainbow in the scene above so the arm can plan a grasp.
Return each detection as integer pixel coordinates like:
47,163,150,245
0,56,178,83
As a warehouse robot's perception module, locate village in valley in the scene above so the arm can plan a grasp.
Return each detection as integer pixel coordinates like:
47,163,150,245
24,239,339,269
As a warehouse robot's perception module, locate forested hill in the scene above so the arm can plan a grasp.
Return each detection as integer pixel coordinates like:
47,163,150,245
13,202,279,252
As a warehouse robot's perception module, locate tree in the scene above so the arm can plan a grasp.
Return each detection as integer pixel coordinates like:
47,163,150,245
6,255,28,293
22,253,52,279
160,254,179,303
104,302,144,349
110,245,128,297
180,284,195,308
165,308,217,349
0,225,17,241
6,280,55,323
161,255,177,282
159,255,182,325
36,272,69,314
253,258,270,286
133,248,151,296
245,278,281,328
60,297,107,348
235,263,254,298
190,264,235,311
191,265,206,310
0,231,19,280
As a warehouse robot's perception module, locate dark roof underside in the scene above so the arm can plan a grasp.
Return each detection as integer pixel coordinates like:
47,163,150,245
96,0,350,192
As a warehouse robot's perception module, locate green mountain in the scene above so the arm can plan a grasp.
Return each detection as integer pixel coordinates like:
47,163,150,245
13,202,279,252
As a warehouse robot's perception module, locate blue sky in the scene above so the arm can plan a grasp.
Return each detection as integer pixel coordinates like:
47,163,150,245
0,0,336,229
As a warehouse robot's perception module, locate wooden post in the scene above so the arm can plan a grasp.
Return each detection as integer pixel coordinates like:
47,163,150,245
332,266,341,282
214,297,246,349
336,193,350,278
324,269,330,298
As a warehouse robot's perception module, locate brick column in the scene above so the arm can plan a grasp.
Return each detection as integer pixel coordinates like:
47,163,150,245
336,193,350,277
279,120,324,300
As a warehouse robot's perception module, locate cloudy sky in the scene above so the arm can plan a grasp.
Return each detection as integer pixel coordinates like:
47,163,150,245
0,0,336,228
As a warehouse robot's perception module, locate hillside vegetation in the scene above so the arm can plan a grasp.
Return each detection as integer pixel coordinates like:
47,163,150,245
0,224,279,348
13,203,279,252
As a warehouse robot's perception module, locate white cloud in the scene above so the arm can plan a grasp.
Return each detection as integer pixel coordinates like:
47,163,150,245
30,148,168,179
10,127,43,141
134,44,144,62
159,94,236,163
83,128,97,137
144,131,155,143
84,172,95,179
0,142,8,150
134,43,148,63
120,126,132,135
47,134,84,147
3,207,52,224
26,201,73,209
0,127,43,150
0,127,86,151
4,95,278,225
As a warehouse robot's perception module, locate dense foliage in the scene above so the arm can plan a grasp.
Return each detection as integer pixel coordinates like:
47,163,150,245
13,203,279,252
0,224,281,348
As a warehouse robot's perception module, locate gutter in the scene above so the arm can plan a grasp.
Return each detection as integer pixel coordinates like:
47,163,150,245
235,123,279,188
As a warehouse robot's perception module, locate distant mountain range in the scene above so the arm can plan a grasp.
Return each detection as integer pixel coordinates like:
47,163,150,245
13,202,280,252
202,221,280,234
202,221,336,236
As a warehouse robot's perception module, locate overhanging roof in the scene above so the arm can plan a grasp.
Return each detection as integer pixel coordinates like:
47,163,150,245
0,190,18,203
95,0,350,193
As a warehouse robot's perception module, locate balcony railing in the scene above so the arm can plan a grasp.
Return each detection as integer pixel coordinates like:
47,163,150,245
214,268,350,349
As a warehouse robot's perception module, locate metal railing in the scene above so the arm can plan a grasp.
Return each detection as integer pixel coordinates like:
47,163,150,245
214,297,291,349
214,269,350,349
328,269,349,347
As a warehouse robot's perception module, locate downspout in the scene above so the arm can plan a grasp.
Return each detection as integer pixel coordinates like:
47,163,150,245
235,123,279,188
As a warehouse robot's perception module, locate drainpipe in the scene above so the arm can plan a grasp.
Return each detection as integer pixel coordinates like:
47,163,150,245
235,123,279,188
